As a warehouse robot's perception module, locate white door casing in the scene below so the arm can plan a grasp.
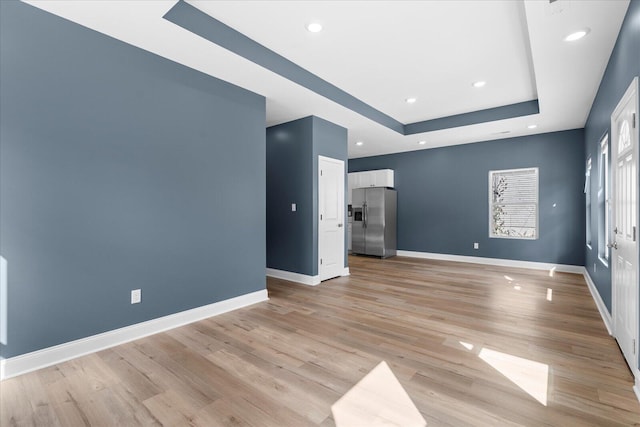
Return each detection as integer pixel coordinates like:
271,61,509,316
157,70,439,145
611,77,639,374
319,155,345,282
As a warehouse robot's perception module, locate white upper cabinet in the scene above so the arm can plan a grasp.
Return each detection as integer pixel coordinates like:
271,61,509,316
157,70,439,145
348,169,394,198
370,169,394,188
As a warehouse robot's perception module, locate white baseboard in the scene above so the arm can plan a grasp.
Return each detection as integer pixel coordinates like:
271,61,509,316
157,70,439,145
582,269,613,335
266,266,350,285
0,289,268,381
634,377,640,404
396,250,585,274
266,268,321,286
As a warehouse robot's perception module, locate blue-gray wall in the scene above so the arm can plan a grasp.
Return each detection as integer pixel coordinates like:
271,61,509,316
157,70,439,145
266,118,315,275
0,1,266,358
584,0,640,314
350,130,585,266
266,116,348,277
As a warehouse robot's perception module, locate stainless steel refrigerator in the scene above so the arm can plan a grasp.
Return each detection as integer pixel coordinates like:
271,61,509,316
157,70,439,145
351,187,397,258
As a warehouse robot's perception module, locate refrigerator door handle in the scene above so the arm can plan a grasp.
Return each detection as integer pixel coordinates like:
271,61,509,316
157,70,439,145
363,202,367,228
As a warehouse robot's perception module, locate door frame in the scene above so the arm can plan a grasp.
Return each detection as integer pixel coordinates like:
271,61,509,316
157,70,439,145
611,76,639,376
318,155,346,282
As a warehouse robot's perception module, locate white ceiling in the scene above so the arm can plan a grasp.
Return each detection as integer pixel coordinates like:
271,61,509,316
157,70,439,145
24,0,630,158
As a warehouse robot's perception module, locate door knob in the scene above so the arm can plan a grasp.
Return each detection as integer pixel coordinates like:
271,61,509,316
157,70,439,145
607,241,618,249
337,223,343,228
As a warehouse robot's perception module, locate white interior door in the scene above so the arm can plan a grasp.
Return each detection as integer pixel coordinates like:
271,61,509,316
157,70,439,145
612,77,639,373
319,156,345,282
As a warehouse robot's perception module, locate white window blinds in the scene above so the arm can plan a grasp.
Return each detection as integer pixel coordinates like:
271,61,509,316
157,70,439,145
490,168,538,239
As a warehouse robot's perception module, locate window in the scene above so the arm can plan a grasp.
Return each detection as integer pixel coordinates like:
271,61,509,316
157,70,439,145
585,157,592,248
598,135,609,263
489,168,538,239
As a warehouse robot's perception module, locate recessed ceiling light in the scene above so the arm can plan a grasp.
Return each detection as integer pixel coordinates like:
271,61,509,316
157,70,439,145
306,22,323,33
527,124,538,129
564,28,590,42
472,81,486,88
418,140,427,145
405,97,417,104
355,141,364,146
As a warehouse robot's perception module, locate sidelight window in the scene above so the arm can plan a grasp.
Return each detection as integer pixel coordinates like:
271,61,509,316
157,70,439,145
598,135,609,264
586,157,592,248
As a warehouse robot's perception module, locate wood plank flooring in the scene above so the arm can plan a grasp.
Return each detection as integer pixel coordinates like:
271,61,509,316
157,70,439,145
2,255,640,426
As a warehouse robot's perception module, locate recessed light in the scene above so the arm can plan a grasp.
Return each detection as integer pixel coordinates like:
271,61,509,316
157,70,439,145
527,124,538,129
405,97,417,104
472,81,486,88
306,22,323,33
355,141,364,146
418,140,427,145
564,28,590,42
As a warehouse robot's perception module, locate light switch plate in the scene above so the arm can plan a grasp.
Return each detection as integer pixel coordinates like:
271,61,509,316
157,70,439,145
291,203,296,212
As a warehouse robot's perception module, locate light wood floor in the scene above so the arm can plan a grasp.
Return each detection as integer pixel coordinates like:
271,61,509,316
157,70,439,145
2,255,640,426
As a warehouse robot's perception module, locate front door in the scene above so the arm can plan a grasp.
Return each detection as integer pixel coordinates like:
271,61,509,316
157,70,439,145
612,77,639,373
318,156,345,281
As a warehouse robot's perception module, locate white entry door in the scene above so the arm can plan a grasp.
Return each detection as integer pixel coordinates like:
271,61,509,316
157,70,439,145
318,155,345,281
612,77,639,373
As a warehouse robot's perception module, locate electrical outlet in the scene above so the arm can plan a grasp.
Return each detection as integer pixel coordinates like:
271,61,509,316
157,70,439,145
473,242,479,249
291,203,296,212
131,289,141,304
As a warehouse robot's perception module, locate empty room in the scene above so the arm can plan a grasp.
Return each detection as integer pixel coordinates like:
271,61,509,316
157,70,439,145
1,0,640,425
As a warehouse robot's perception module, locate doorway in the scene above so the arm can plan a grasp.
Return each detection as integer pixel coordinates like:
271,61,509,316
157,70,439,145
318,155,345,281
611,77,639,374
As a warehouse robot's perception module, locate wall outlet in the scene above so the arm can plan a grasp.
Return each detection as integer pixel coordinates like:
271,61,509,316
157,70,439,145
291,203,296,212
131,289,141,304
473,242,479,249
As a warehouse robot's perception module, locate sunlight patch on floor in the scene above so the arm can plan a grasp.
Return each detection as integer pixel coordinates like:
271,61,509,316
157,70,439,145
331,361,426,427
546,288,553,301
460,342,549,406
459,341,474,351
479,348,549,406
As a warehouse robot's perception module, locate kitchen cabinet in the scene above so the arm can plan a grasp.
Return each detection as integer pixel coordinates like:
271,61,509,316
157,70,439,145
348,169,394,205
349,169,394,189
369,169,394,188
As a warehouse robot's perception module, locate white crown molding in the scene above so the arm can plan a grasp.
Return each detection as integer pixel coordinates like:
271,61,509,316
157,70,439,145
0,289,268,380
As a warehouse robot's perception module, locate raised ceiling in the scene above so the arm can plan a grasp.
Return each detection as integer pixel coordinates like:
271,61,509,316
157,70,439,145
24,0,630,158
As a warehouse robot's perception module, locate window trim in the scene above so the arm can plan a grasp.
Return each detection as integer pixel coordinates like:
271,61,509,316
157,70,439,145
488,167,539,240
597,134,609,266
586,157,592,249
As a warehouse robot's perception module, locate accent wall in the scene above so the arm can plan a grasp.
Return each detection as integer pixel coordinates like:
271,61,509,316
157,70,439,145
0,1,266,359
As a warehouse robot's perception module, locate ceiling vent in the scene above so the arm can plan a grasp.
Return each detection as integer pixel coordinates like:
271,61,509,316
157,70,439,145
546,0,571,16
